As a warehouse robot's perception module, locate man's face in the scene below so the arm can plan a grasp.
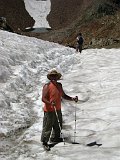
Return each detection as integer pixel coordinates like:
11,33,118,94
50,74,59,81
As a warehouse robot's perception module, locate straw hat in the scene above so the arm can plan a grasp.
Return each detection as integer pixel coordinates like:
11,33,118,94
47,69,62,80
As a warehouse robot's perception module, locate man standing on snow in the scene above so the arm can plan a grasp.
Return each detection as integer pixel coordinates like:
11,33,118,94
76,33,84,53
41,69,78,151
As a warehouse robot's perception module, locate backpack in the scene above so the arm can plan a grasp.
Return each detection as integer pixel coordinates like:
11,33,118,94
77,36,83,45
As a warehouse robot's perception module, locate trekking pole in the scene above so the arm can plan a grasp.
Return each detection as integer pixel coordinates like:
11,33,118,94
53,105,65,145
72,96,79,144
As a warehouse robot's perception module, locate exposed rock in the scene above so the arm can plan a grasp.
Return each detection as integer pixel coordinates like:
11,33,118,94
45,0,120,48
0,0,35,32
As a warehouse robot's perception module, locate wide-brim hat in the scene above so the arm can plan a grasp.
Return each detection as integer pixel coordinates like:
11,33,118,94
47,69,62,80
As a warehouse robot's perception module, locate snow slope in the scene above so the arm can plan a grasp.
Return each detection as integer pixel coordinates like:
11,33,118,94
0,30,120,160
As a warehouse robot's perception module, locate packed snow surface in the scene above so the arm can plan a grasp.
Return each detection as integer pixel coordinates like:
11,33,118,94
0,30,120,160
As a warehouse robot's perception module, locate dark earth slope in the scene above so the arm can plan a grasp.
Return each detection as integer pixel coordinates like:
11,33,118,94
0,0,35,32
0,0,120,48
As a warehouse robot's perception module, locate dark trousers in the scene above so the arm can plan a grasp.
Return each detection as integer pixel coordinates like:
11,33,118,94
41,110,62,143
76,44,82,53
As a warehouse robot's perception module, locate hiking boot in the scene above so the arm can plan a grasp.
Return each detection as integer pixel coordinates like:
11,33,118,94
42,142,50,151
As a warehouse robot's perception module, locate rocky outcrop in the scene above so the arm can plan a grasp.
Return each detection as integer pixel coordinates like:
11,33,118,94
0,0,35,32
45,0,120,48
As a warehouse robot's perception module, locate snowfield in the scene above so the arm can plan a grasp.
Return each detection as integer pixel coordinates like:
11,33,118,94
0,30,120,160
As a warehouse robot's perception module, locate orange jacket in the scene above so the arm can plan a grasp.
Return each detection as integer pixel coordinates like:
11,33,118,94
43,82,63,112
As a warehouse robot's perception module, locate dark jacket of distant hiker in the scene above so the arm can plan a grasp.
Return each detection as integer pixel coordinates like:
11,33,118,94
76,33,84,53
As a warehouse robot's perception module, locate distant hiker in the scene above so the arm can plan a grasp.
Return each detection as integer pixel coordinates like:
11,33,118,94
0,17,14,33
76,33,84,53
41,69,78,151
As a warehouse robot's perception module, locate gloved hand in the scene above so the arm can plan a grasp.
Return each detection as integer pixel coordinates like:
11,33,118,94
72,96,78,102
